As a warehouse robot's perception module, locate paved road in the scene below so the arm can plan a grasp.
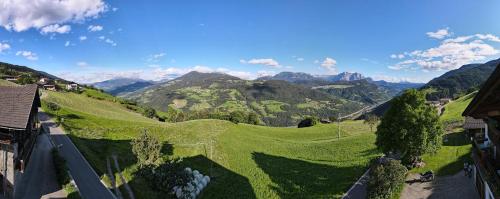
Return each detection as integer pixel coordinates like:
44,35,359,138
342,169,370,199
14,133,66,199
39,111,116,199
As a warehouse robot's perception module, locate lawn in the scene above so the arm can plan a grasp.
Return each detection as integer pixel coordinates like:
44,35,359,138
41,90,380,199
412,128,472,176
0,79,18,86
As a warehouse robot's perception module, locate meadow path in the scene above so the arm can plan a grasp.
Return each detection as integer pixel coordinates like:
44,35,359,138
39,110,117,199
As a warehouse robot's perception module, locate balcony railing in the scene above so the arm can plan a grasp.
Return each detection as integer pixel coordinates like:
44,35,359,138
472,145,500,198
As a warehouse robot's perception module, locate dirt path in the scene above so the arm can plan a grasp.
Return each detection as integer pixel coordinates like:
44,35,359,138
401,172,479,199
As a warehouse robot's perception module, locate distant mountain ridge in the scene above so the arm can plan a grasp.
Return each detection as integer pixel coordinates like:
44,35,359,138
92,77,155,96
422,58,500,100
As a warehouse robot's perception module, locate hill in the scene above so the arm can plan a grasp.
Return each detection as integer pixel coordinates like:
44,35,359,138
0,79,18,86
0,61,66,82
124,71,367,126
92,77,155,96
41,90,380,199
313,79,394,105
422,58,499,100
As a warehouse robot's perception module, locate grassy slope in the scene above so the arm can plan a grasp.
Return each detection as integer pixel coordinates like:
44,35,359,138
42,91,380,199
0,79,18,86
440,92,476,124
411,93,475,176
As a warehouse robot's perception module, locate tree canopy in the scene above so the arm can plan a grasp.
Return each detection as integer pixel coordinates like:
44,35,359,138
376,89,443,163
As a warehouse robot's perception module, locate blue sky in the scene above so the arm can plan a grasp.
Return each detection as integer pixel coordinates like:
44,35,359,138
1,0,499,83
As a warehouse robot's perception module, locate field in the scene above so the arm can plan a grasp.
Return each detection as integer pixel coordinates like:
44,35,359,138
0,79,17,86
41,90,380,199
440,92,476,124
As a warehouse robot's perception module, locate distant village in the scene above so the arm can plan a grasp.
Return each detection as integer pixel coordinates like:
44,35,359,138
1,75,80,92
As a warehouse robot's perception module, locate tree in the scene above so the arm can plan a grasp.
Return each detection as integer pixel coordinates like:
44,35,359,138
46,102,60,113
367,159,408,199
165,106,179,122
364,114,379,132
297,116,319,128
229,111,246,124
376,89,443,164
247,112,260,125
142,106,157,119
132,130,162,167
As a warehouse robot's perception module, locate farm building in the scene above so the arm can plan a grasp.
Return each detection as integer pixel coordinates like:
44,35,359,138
463,63,500,199
0,84,40,198
66,83,78,91
42,85,56,91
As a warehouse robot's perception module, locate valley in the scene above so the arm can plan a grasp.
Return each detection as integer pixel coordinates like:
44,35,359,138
41,89,380,198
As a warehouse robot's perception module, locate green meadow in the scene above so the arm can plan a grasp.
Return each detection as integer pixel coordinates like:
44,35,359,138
41,90,380,199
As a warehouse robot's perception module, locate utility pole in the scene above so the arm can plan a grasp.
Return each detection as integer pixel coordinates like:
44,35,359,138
337,113,341,140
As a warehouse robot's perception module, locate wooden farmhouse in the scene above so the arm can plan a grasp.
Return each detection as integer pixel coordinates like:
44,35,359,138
463,63,500,199
0,84,40,197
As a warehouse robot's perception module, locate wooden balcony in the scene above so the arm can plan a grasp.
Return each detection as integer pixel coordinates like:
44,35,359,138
472,145,500,198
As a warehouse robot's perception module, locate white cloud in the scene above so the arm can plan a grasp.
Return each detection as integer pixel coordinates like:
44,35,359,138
40,24,71,35
79,36,87,41
16,50,38,60
148,53,166,62
241,58,281,68
0,0,107,32
77,62,88,67
390,32,500,71
105,38,117,46
390,54,405,59
320,57,337,73
371,74,426,83
64,41,71,47
256,70,277,78
426,28,450,39
112,7,119,12
0,43,11,53
88,25,103,32
297,57,304,61
97,36,117,46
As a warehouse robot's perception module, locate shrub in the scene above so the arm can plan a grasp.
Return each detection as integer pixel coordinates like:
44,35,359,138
229,111,246,124
297,116,319,128
367,159,407,199
142,106,158,119
46,102,60,112
131,130,162,167
137,158,192,195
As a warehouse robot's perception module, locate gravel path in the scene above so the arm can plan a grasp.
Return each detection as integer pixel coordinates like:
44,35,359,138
401,172,479,199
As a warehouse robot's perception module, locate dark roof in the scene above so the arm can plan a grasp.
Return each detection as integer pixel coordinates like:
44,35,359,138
463,62,500,118
0,84,40,129
463,117,486,129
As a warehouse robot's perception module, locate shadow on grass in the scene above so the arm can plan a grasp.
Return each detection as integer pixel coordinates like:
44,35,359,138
252,152,365,198
127,155,256,199
443,132,469,146
434,147,472,176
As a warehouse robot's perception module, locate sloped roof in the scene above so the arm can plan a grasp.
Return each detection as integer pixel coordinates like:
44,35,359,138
0,84,40,129
463,117,485,129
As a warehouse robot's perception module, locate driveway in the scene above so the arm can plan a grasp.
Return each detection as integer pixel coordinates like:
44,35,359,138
39,110,116,199
342,169,370,199
401,172,479,199
14,133,66,199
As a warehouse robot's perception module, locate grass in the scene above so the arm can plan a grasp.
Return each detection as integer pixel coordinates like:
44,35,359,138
411,128,472,176
0,79,18,86
440,92,476,124
260,100,288,113
41,90,380,199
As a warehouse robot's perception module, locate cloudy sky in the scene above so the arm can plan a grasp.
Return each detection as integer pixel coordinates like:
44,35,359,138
0,0,499,83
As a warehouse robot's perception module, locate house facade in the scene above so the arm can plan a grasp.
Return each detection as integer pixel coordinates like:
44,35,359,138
0,84,40,198
463,63,500,199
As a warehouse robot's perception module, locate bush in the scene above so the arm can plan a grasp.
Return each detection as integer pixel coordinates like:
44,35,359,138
297,116,319,128
46,102,60,112
132,130,162,167
52,148,70,185
229,111,246,124
142,106,158,119
367,159,407,199
137,158,192,195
